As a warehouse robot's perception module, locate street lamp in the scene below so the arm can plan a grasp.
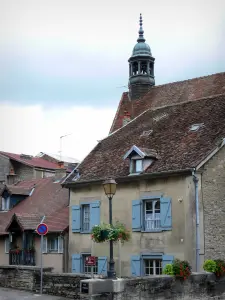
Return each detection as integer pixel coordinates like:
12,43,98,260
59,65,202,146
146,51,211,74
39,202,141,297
103,178,117,278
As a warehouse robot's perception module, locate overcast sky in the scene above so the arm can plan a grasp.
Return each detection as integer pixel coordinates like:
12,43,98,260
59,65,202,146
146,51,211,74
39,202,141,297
0,0,225,161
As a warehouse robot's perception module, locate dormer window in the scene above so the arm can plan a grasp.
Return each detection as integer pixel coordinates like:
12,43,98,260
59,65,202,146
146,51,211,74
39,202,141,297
123,145,158,175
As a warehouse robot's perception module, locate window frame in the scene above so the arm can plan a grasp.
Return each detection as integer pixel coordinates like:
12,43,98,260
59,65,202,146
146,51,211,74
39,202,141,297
48,236,58,252
5,236,9,253
141,195,162,233
81,253,98,275
141,253,163,276
81,203,91,233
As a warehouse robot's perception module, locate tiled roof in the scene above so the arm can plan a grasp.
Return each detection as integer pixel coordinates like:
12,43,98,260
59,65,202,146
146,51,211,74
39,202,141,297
0,178,69,234
64,93,225,184
0,151,59,170
110,72,225,133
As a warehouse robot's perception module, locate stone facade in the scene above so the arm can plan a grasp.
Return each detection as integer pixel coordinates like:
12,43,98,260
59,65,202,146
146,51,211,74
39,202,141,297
0,154,10,183
201,146,225,260
11,160,34,181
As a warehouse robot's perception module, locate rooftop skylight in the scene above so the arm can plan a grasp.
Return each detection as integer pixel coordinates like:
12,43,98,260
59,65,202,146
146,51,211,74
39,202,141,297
189,123,204,132
140,130,153,137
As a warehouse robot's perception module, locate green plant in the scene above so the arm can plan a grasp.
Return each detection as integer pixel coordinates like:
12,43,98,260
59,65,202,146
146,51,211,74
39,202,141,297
173,259,192,280
91,222,131,244
91,223,111,243
203,259,217,273
163,264,174,275
163,259,192,280
215,260,225,277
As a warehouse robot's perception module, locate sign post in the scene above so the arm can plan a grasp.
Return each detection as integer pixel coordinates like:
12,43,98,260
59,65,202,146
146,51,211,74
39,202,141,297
36,219,48,295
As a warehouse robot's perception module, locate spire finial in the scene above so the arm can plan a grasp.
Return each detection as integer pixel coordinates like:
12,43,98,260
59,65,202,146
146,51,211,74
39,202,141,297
137,13,145,43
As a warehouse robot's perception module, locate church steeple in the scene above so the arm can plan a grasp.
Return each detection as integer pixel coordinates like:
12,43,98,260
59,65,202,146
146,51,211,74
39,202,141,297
128,14,155,101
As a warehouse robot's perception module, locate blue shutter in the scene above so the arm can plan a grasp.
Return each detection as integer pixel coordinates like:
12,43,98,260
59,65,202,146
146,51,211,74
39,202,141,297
162,255,174,269
160,197,172,230
132,200,141,231
130,255,141,276
72,205,81,232
72,254,81,273
90,201,100,230
98,256,107,275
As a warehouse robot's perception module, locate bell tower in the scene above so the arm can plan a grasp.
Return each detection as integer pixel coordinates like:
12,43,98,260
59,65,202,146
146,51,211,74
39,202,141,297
128,14,155,101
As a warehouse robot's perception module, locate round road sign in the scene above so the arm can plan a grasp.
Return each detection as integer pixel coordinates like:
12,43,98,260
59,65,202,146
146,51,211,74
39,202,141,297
37,223,48,236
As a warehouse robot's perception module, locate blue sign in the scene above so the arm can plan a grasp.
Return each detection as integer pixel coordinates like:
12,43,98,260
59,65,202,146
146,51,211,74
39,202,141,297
37,223,48,235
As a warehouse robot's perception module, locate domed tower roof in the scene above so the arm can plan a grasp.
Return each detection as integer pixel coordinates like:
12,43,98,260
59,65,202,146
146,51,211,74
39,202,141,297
132,14,152,57
128,14,155,101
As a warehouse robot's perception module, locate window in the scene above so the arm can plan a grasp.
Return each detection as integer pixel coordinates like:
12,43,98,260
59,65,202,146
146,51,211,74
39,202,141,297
72,201,100,233
72,254,107,275
132,197,172,232
1,197,10,211
81,204,90,232
42,235,63,253
5,236,9,253
130,254,174,277
144,200,160,230
135,159,143,173
82,254,98,274
144,259,162,275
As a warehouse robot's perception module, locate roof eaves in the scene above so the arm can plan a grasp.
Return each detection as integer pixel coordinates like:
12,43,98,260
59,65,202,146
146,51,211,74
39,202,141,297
65,168,193,189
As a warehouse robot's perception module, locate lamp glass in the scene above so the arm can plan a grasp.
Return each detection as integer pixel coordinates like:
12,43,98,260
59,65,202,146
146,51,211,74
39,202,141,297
103,178,117,198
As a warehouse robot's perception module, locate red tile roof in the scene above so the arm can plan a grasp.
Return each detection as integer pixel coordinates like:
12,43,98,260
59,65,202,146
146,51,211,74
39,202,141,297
0,178,69,234
0,151,59,170
64,93,225,184
110,72,225,133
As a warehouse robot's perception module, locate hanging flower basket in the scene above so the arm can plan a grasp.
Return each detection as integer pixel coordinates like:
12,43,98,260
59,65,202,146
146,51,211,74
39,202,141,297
91,222,131,244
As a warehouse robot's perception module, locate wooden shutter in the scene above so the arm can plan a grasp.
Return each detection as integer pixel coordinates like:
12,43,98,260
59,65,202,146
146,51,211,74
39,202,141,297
130,255,141,276
90,201,100,231
72,205,81,232
98,256,107,275
132,200,142,231
162,255,174,270
160,197,172,230
72,254,81,273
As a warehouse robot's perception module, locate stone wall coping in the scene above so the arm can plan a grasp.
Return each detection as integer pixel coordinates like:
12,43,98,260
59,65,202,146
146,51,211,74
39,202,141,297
44,272,92,278
0,265,53,271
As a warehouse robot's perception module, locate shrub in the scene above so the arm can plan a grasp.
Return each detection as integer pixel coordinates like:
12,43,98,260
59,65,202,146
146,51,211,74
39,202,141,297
163,264,173,275
163,259,192,280
203,259,217,273
215,260,225,277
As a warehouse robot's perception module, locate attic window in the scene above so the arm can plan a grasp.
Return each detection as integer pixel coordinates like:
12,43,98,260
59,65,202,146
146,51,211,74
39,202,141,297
133,159,143,173
189,123,204,132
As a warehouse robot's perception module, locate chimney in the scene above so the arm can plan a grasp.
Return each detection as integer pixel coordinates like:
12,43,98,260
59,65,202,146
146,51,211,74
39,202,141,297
122,110,131,126
54,161,67,181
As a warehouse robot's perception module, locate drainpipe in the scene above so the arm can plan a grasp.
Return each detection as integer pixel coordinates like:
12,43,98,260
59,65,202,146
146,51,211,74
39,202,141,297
192,169,200,272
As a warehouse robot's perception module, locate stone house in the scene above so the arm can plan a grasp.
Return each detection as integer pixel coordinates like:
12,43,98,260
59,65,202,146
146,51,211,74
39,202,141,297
62,15,225,277
0,151,59,184
0,165,69,273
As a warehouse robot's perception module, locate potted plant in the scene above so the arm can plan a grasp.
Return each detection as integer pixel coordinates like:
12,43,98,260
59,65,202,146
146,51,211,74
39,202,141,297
91,221,131,244
91,223,111,243
163,259,192,280
203,259,225,277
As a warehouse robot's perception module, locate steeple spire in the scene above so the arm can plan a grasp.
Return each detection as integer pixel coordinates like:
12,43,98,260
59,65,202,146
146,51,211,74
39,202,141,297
137,13,145,43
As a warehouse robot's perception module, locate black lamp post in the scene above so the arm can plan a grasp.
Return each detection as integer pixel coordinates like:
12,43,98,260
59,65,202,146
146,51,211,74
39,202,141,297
103,178,117,279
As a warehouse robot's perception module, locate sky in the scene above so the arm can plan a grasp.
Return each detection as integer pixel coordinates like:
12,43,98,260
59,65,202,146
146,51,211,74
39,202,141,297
0,0,225,162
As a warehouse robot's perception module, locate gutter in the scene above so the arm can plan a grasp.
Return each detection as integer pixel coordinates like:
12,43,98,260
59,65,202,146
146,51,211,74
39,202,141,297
192,169,200,272
62,168,193,188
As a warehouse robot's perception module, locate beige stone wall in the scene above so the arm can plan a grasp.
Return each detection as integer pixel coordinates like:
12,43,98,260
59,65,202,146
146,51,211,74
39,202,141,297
201,146,225,261
0,236,9,264
69,175,198,275
35,236,63,273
